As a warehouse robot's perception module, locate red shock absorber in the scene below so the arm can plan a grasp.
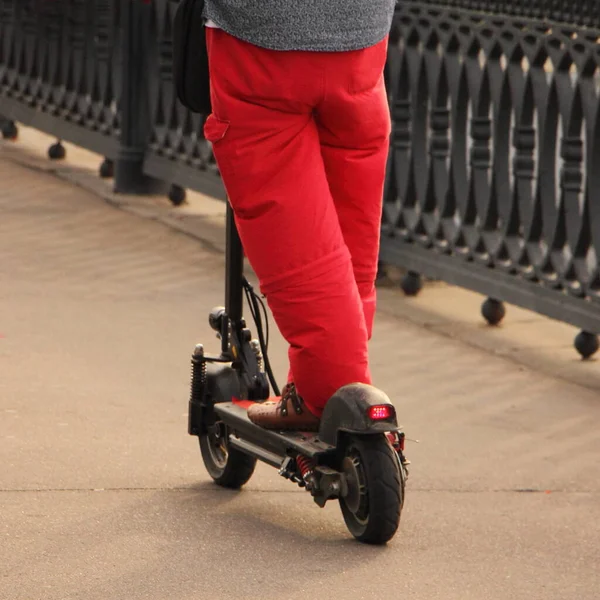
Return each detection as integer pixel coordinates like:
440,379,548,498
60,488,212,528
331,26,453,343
296,455,313,478
296,455,315,489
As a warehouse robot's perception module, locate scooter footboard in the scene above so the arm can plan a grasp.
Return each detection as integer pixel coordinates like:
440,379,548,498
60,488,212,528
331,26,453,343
214,402,336,459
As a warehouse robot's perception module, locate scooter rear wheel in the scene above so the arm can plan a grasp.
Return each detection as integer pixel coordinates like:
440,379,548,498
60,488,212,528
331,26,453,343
199,421,256,489
339,434,403,544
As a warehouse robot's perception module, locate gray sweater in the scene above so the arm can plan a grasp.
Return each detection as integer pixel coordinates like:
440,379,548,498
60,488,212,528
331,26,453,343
203,1,396,52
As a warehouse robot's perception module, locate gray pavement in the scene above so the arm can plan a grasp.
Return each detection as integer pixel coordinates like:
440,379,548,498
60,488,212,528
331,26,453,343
1,156,599,599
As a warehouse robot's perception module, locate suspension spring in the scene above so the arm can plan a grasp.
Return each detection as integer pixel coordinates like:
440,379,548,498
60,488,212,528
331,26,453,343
296,455,314,480
190,349,207,404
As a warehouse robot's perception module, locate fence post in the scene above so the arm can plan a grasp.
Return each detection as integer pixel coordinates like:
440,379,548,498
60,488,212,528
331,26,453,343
114,0,166,194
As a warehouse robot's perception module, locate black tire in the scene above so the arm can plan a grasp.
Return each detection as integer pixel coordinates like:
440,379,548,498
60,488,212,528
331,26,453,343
199,423,256,489
339,434,403,545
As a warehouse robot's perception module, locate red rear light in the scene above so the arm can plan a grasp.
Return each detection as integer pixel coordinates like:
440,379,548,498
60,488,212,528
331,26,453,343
368,404,395,421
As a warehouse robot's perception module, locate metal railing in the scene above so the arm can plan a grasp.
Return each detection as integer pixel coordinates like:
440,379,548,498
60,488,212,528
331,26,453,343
0,0,220,198
0,1,122,167
2,0,600,355
381,0,600,355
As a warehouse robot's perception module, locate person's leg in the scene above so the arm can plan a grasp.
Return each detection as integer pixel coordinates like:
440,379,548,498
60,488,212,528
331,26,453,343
205,29,371,417
316,39,391,339
281,41,390,391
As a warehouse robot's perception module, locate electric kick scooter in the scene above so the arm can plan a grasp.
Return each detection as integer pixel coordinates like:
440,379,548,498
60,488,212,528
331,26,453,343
188,205,409,544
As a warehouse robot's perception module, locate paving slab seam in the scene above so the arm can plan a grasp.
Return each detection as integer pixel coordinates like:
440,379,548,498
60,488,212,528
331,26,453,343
0,487,302,494
1,487,597,494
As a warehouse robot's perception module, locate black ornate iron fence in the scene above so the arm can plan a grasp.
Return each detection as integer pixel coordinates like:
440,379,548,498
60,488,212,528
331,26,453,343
142,0,223,201
0,0,222,198
0,0,122,168
381,0,600,356
2,0,600,356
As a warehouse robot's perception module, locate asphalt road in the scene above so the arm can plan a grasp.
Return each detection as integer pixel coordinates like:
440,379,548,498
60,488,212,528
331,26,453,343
1,159,599,599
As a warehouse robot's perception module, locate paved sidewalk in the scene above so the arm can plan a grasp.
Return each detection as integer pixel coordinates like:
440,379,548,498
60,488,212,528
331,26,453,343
1,149,599,599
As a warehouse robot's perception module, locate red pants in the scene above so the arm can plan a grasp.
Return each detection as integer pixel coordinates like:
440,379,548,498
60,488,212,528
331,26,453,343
204,29,391,416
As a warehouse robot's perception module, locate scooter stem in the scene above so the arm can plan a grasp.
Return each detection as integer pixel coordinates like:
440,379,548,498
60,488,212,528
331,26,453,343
225,203,244,327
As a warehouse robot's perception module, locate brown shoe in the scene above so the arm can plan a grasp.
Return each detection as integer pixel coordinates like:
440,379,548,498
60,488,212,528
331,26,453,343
247,383,320,432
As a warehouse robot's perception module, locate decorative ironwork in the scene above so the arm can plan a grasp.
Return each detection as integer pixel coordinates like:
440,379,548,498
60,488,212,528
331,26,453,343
408,0,599,28
0,0,121,157
142,0,223,199
381,1,600,341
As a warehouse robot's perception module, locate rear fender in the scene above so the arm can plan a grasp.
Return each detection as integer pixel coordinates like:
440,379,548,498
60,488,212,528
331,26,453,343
318,383,399,447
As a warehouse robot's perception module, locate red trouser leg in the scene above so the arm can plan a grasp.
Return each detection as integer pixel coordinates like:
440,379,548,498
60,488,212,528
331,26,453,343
282,43,390,387
316,45,391,339
204,30,389,415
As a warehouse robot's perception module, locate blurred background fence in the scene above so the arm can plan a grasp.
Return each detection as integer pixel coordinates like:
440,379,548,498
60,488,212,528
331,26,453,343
2,0,600,356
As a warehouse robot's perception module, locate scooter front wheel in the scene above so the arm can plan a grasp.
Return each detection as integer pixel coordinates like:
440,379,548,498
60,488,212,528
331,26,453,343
339,434,403,544
199,421,256,489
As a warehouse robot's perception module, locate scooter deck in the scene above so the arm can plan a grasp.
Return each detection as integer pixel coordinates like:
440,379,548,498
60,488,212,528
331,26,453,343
214,401,335,459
